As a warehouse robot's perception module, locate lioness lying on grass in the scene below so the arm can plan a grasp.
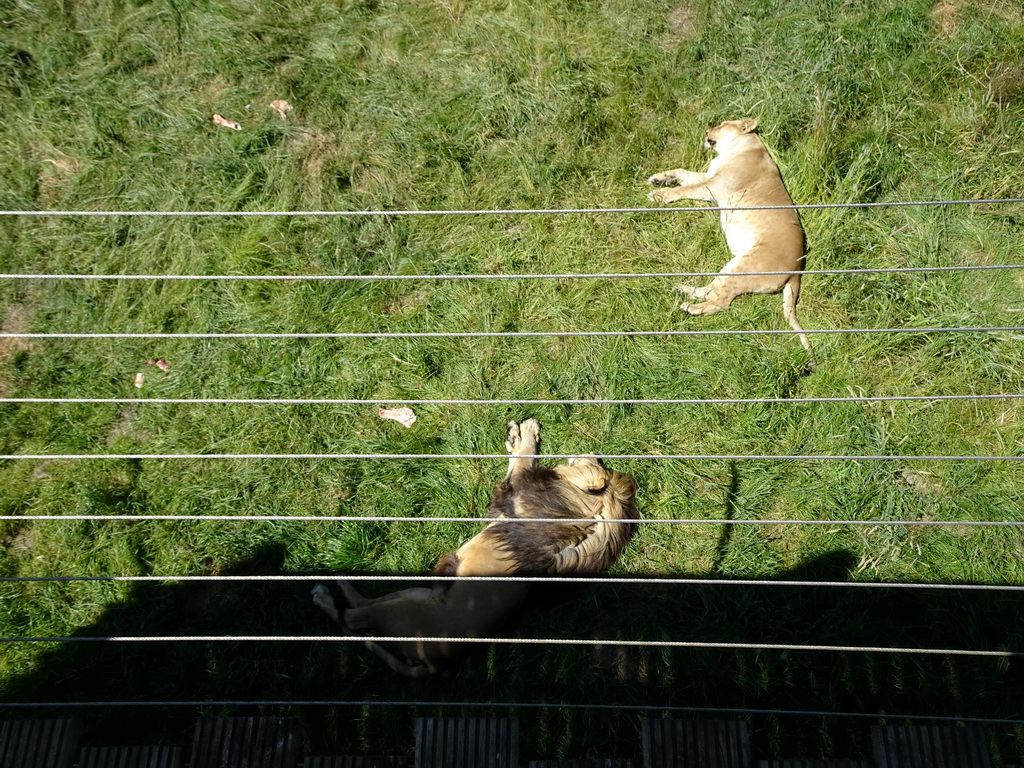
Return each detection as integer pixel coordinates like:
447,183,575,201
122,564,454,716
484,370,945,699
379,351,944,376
649,118,815,368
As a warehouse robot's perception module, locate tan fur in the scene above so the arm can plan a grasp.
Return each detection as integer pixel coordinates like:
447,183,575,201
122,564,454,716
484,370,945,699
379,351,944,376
313,418,639,678
648,118,815,368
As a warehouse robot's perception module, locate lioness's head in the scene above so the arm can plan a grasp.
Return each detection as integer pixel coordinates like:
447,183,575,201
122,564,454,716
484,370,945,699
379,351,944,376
704,118,759,153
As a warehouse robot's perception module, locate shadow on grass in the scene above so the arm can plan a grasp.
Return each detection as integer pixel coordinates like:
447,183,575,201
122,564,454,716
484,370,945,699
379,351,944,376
1,540,1022,760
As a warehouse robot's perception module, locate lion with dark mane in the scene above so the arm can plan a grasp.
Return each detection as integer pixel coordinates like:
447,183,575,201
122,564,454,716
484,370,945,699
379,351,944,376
313,418,638,678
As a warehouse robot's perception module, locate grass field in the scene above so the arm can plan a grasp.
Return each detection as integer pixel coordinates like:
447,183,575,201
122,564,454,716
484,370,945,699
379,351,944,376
2,0,1024,761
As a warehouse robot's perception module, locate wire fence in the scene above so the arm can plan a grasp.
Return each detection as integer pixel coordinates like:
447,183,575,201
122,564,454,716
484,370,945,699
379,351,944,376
3,195,1023,217
2,392,1021,405
2,574,1023,590
3,197,1024,709
3,263,1024,281
0,633,1019,658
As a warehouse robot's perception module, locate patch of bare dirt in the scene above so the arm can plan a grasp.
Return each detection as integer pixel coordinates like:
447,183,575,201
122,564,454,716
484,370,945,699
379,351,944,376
661,4,697,49
932,0,1023,39
0,304,33,397
931,0,958,38
36,147,82,206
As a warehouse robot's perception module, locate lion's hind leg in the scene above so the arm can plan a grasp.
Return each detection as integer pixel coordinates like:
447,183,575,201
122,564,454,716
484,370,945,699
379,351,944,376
312,584,339,621
504,418,540,480
362,640,433,679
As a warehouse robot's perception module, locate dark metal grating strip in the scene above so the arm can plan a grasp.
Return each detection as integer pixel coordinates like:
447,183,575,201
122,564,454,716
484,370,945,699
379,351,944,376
190,717,298,768
871,726,993,768
415,718,518,768
78,746,182,768
303,758,406,768
0,719,81,768
529,760,635,767
642,719,751,768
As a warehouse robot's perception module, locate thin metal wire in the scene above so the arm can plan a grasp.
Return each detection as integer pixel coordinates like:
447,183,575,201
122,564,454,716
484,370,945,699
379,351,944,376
3,196,1023,216
3,325,1023,340
3,393,1022,406
3,514,1023,527
2,452,1020,461
0,700,1018,726
0,634,1017,657
8,450,1024,462
4,264,1024,281
3,574,1023,590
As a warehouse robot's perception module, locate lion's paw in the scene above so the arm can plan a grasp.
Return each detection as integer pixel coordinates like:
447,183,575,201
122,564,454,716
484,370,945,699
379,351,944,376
504,421,521,454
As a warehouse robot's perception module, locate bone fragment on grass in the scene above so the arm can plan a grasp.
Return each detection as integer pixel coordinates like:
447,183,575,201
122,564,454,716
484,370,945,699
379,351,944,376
378,406,416,428
212,114,242,130
134,372,145,388
147,358,171,371
270,100,293,120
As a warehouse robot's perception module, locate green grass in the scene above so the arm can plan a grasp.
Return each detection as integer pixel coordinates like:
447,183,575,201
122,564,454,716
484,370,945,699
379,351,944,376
2,0,1024,761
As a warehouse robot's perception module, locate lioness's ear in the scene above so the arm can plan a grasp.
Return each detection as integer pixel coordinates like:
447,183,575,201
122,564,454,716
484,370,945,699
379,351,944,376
740,118,759,133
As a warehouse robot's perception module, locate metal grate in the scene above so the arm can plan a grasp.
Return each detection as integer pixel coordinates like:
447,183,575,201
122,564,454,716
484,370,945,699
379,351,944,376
303,759,407,768
529,760,635,767
77,746,182,768
871,726,993,768
415,718,518,768
642,719,751,768
189,717,299,768
0,719,81,768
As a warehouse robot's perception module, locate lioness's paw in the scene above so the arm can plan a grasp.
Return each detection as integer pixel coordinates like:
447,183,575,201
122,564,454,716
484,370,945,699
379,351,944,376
648,172,677,186
648,188,676,204
673,283,697,297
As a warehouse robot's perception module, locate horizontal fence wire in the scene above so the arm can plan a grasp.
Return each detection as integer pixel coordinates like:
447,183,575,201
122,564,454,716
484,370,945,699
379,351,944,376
2,393,1022,406
4,198,1023,715
0,700,1020,726
0,634,1017,657
4,264,1024,281
3,326,1024,340
3,196,1024,217
2,452,1021,461
3,575,1023,590
2,515,1022,527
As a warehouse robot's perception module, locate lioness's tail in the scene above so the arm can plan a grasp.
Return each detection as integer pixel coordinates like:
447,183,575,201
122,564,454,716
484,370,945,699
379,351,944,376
782,275,815,370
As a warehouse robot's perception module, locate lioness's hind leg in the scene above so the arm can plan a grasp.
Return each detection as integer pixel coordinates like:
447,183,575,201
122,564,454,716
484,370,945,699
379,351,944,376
681,300,729,315
504,418,540,479
674,283,713,300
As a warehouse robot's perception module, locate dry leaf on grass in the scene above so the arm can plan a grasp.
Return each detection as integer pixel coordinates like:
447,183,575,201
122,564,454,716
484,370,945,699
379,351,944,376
270,99,293,119
378,406,416,428
212,113,242,130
